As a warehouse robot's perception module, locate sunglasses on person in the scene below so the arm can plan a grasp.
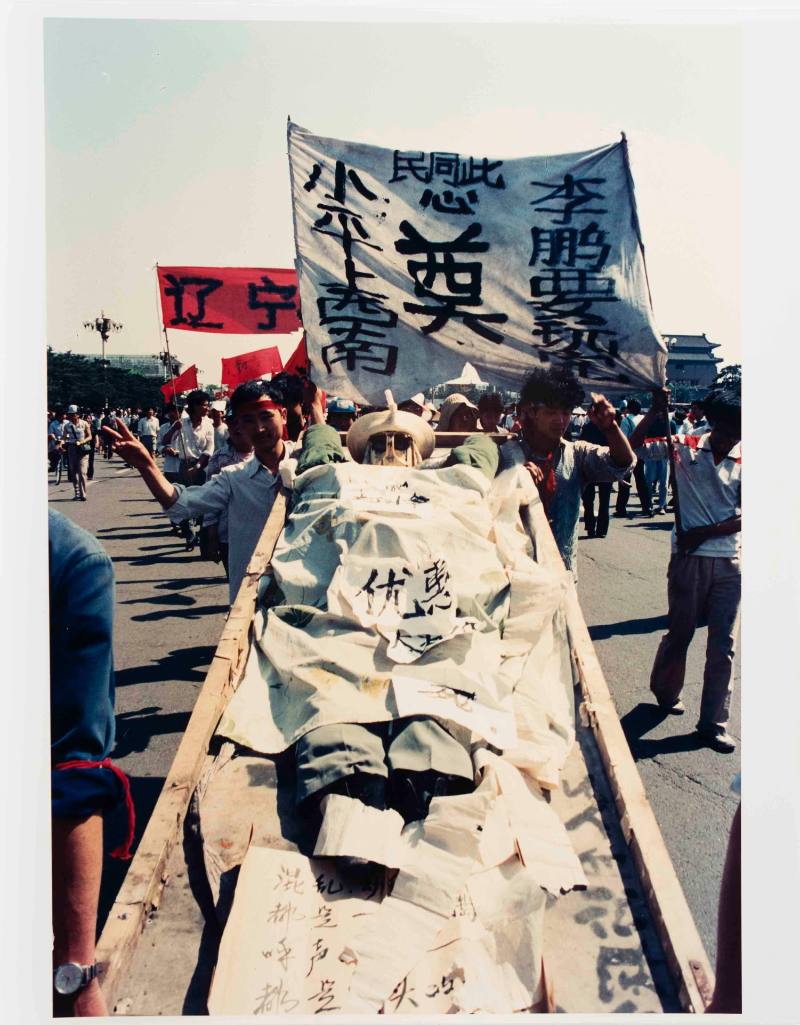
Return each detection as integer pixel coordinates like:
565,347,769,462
369,432,413,453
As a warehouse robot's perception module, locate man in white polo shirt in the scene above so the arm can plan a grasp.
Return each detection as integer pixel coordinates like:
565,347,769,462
630,386,741,753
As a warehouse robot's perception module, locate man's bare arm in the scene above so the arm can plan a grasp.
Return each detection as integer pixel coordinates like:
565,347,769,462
52,815,108,1016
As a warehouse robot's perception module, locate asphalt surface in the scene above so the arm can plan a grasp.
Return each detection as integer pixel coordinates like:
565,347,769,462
49,453,739,966
576,499,740,967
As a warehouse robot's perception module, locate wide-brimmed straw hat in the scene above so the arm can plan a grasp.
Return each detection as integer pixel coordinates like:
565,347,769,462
347,406,435,462
436,393,479,431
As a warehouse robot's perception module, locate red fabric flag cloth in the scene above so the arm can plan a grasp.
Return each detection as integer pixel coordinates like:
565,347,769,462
283,334,309,376
220,346,284,389
157,266,300,334
160,364,198,399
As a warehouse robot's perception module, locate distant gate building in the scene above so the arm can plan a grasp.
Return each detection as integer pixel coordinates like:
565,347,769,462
664,333,722,389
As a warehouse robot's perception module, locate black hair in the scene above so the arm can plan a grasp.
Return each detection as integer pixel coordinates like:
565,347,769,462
519,367,584,410
626,398,642,415
229,378,286,417
163,401,177,414
186,389,208,412
702,384,741,429
478,392,504,411
269,371,305,408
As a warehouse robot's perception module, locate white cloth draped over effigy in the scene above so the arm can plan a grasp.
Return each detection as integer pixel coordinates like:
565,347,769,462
207,460,589,1015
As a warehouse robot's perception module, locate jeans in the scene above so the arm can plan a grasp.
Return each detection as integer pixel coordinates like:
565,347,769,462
645,458,668,512
650,554,741,731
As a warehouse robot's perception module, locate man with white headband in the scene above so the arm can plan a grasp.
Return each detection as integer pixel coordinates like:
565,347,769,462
104,380,318,603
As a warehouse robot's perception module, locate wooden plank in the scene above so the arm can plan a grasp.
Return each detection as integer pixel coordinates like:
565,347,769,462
96,490,288,1012
525,498,715,1013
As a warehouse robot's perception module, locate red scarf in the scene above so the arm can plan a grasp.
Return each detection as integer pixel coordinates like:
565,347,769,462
534,452,558,515
55,758,136,860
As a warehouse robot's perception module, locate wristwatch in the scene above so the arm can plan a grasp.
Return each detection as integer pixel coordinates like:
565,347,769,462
53,962,98,996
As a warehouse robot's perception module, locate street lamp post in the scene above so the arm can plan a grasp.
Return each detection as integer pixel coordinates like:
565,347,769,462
83,310,122,407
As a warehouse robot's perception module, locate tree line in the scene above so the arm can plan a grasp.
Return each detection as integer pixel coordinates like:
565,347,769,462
47,348,166,411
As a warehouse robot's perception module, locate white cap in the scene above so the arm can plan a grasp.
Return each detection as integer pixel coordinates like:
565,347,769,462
67,404,78,413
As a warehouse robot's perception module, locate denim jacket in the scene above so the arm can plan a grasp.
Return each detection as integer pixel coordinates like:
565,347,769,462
50,510,121,818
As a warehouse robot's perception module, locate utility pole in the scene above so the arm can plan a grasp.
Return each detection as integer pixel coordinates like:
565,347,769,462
83,310,122,407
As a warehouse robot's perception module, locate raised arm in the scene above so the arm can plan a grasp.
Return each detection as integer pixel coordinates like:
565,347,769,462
587,394,635,468
102,419,179,508
628,388,670,451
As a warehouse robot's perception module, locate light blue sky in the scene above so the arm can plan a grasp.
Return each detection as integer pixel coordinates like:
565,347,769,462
45,18,742,383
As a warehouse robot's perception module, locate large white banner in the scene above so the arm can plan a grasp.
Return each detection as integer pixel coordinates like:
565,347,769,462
289,122,667,406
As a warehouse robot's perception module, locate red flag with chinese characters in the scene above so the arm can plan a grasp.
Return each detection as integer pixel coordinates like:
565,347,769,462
220,347,284,389
160,364,199,399
157,266,300,334
283,334,309,376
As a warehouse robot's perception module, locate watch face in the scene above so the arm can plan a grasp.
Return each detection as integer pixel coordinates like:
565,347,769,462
54,963,84,995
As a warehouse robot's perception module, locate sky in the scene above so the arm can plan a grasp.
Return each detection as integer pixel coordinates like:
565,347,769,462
44,17,742,386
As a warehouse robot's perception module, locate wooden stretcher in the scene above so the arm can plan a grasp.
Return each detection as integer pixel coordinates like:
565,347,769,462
94,446,715,1015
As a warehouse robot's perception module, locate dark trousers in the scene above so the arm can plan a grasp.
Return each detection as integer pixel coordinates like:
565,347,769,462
88,438,96,479
616,462,652,516
650,555,741,731
583,482,612,537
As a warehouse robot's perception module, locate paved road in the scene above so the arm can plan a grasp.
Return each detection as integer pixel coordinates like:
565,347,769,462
577,501,740,967
50,456,738,966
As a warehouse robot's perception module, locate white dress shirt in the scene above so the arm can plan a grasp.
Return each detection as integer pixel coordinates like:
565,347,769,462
167,442,295,602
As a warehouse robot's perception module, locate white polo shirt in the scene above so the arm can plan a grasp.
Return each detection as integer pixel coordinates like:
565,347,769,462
640,432,741,557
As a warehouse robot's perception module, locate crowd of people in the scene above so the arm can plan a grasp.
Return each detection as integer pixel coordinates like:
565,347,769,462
49,365,741,1014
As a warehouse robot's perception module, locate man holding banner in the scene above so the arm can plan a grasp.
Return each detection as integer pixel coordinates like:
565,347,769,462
498,366,635,576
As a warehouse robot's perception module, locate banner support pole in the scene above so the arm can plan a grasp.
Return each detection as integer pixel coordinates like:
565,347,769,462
154,263,189,464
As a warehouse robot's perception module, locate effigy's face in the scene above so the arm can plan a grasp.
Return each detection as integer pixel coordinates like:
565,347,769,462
363,431,419,467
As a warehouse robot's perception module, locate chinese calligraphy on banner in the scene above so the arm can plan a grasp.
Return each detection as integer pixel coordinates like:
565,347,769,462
288,123,667,405
156,266,301,334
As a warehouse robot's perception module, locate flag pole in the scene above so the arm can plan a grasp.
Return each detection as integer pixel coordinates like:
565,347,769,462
154,262,189,464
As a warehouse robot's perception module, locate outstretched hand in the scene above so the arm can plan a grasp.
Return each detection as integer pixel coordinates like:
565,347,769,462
102,418,155,470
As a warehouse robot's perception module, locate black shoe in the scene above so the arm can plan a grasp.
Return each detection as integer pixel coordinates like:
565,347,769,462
389,770,472,824
596,530,607,538
696,727,736,753
309,772,387,814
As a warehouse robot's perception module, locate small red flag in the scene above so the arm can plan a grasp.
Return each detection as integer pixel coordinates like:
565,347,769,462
220,346,284,389
160,364,199,399
283,334,308,376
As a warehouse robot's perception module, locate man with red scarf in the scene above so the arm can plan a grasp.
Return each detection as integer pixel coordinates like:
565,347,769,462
105,380,322,604
498,367,636,578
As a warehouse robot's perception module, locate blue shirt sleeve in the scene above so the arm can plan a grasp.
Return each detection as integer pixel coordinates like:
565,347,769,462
49,511,122,819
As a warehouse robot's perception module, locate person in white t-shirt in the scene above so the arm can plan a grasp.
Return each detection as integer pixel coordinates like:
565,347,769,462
136,408,160,456
630,387,741,753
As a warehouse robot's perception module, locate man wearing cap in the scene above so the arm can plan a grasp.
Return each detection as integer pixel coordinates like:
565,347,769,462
629,386,741,753
398,392,434,423
105,380,303,604
63,406,93,501
498,367,635,578
326,397,358,434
